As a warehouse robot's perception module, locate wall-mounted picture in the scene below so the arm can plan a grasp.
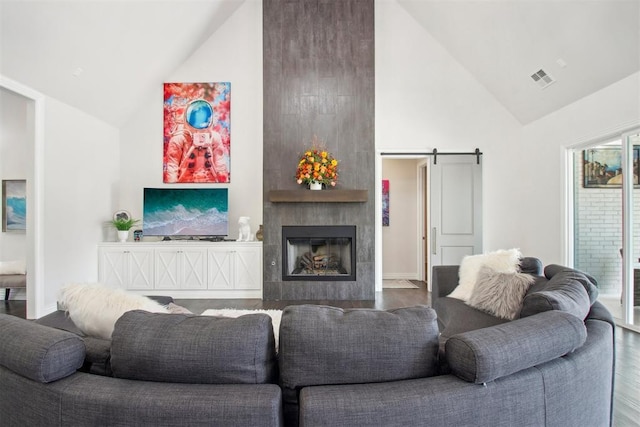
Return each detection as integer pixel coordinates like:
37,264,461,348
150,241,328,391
583,146,640,188
163,82,231,183
382,179,390,226
2,180,26,232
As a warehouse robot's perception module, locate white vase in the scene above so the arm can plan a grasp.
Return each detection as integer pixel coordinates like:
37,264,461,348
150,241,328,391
117,229,129,242
309,181,323,190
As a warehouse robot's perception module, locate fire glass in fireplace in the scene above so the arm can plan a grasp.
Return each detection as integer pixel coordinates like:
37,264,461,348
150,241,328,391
282,226,356,281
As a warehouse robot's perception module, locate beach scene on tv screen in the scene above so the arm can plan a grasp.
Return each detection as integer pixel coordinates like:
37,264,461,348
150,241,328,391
143,188,228,236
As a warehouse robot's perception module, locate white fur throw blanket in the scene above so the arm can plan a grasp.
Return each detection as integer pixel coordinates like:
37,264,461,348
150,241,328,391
58,283,169,339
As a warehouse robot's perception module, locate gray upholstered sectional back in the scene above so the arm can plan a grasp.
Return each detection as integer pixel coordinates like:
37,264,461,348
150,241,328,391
278,302,613,427
0,262,615,427
0,312,282,427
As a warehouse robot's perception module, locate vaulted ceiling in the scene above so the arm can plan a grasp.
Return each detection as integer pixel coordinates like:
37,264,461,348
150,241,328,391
1,0,638,127
0,0,245,126
398,0,640,124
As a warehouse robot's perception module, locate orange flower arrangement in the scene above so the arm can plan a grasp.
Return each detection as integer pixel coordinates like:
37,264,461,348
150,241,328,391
295,137,339,187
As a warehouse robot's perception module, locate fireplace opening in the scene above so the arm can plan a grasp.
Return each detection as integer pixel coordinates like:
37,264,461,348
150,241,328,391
282,226,356,281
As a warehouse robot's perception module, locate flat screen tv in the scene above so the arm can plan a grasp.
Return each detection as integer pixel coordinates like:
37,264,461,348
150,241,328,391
143,188,228,238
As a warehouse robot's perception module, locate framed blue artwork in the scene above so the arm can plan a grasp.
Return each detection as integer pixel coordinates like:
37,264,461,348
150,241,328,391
2,180,26,232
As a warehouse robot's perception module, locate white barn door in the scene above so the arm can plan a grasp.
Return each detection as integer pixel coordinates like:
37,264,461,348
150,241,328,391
430,154,482,267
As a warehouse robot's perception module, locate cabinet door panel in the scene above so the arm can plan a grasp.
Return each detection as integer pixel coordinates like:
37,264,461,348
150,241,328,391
208,249,233,289
181,249,207,289
127,250,154,290
234,248,261,290
155,250,180,289
100,250,128,287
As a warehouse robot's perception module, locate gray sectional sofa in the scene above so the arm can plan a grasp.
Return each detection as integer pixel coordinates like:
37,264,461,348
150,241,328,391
431,257,615,427
0,259,615,426
0,310,282,427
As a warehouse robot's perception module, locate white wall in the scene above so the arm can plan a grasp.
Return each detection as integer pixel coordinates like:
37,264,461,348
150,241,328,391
118,0,263,238
7,0,638,311
382,158,420,279
41,98,119,310
0,88,28,298
375,1,526,258
519,73,640,265
376,1,640,267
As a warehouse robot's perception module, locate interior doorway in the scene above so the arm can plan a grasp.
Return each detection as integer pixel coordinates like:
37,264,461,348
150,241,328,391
0,77,45,319
375,150,483,293
379,154,429,290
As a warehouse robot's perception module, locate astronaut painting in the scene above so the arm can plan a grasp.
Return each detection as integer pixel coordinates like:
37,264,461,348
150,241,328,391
163,82,231,183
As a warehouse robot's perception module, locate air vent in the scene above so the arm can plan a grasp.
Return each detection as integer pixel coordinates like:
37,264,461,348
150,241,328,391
530,69,555,89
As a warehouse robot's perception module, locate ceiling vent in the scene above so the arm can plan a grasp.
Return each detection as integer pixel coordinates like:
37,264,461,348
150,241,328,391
530,69,555,89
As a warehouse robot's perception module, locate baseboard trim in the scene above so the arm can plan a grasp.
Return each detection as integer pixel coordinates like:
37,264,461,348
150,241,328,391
382,274,419,281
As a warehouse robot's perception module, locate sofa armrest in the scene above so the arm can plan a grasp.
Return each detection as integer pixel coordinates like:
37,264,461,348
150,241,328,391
445,310,587,384
0,314,85,383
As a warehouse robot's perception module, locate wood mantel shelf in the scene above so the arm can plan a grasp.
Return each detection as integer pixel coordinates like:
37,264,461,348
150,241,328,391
268,189,368,203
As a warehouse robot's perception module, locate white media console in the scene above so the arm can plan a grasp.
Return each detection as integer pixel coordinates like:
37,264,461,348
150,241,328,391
98,241,262,298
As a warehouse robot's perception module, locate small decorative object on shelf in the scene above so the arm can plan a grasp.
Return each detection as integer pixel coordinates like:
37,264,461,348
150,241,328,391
256,225,264,241
237,216,253,241
295,136,338,190
110,211,140,243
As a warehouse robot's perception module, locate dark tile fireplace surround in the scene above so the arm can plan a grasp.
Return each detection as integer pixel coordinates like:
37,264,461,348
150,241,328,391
262,0,375,300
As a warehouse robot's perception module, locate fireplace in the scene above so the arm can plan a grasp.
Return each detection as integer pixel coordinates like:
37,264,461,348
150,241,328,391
263,0,374,300
282,226,356,281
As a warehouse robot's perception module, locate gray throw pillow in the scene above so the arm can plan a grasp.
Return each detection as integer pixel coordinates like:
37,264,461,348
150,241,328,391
467,266,535,320
543,265,599,304
520,276,591,320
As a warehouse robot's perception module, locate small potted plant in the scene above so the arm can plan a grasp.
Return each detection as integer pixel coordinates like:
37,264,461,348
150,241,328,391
110,211,140,242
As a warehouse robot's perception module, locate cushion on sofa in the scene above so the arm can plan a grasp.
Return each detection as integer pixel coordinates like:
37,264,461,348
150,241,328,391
448,248,522,302
436,297,509,338
279,305,439,389
520,271,592,319
467,266,535,320
445,310,587,384
0,314,85,383
544,264,599,304
519,257,543,275
0,260,26,275
111,310,278,384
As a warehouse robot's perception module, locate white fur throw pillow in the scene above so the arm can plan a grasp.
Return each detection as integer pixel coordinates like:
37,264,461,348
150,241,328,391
58,283,169,339
448,248,522,302
468,266,535,320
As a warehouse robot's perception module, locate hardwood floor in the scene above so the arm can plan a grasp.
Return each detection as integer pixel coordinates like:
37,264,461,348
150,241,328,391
2,283,638,426
613,325,640,426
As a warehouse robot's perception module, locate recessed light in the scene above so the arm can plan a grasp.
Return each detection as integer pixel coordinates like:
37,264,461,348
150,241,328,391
72,67,84,77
